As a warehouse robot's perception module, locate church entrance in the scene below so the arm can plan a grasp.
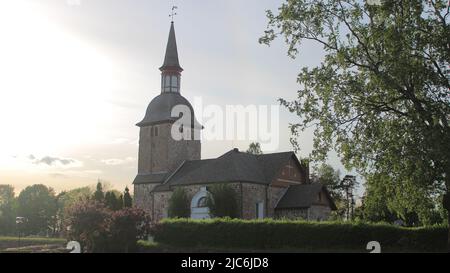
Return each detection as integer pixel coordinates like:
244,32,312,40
190,187,211,219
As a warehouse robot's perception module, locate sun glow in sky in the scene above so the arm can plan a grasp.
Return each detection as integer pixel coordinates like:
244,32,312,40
0,0,356,195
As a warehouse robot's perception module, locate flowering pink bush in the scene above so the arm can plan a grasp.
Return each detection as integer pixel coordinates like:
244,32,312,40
64,200,150,253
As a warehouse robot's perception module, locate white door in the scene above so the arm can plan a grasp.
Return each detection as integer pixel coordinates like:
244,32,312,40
256,202,264,219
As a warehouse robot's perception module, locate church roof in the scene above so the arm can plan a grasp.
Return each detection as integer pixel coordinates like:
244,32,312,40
133,172,167,185
275,183,337,210
156,149,301,187
160,22,182,72
136,92,200,127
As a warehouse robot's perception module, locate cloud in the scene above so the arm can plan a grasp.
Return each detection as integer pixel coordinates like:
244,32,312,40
49,173,68,179
29,155,82,167
101,157,135,166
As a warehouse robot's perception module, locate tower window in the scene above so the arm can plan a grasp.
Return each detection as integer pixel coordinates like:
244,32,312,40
154,126,159,136
162,74,180,93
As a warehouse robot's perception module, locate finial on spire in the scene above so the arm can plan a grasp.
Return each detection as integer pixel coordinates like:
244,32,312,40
169,5,178,22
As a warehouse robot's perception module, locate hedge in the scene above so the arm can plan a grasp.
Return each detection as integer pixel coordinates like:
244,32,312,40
152,218,448,252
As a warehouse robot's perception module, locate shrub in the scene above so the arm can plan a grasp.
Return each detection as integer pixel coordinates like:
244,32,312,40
206,184,238,218
108,207,151,252
64,200,110,253
168,188,190,218
153,218,448,252
64,200,150,253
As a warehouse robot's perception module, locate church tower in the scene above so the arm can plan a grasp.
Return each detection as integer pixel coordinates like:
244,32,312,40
133,22,201,206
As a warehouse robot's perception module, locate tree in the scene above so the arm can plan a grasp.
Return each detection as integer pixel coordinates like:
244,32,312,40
206,184,239,218
17,184,57,235
261,0,450,247
0,185,16,235
105,190,123,211
168,188,190,218
123,187,132,208
55,186,92,236
65,200,111,253
312,164,346,219
118,194,124,210
363,173,445,226
246,142,263,155
93,181,105,203
313,164,343,200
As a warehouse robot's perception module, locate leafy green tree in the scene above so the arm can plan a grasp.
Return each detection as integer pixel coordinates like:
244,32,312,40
105,190,123,211
313,164,343,199
123,187,132,208
313,164,346,218
17,184,57,235
0,185,16,235
261,0,450,247
363,173,445,226
55,186,92,235
206,184,239,218
246,142,263,155
168,188,190,218
118,194,124,210
105,191,114,210
93,181,105,203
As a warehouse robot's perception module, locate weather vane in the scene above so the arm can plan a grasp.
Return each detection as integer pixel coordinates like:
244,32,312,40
170,5,178,22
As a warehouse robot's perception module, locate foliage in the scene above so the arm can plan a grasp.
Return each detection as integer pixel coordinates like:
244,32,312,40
168,187,190,218
105,191,123,211
17,184,57,235
362,173,446,226
153,218,448,252
123,187,132,208
206,184,239,218
64,200,110,253
0,185,16,235
312,164,347,218
246,142,263,155
93,181,105,202
64,199,149,253
108,208,151,252
260,0,450,243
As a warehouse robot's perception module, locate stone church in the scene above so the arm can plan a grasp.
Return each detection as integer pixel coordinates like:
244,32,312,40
133,22,336,223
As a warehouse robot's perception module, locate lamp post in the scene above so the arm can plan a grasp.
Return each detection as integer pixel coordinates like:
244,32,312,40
15,217,27,248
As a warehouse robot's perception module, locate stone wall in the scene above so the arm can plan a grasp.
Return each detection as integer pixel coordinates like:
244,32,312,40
134,184,158,213
241,183,267,219
138,123,201,175
274,208,308,220
153,191,173,222
308,205,332,221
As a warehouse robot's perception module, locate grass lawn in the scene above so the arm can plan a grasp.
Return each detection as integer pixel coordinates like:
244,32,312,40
0,236,67,253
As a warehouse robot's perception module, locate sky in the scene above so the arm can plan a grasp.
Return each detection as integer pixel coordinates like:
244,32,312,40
0,0,359,195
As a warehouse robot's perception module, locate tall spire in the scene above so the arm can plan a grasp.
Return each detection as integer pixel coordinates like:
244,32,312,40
160,22,182,93
160,22,183,72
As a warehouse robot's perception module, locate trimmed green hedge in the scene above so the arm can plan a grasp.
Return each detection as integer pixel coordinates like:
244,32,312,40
153,218,448,252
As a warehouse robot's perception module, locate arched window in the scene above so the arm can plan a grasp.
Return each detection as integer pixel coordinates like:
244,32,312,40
197,197,207,208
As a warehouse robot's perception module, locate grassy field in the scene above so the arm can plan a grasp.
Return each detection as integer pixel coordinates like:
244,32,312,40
0,236,67,253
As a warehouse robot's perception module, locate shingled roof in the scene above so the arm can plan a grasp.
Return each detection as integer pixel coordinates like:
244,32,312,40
154,149,301,188
275,183,337,210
